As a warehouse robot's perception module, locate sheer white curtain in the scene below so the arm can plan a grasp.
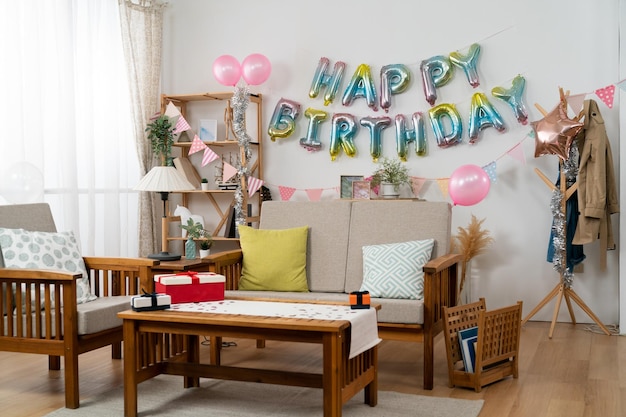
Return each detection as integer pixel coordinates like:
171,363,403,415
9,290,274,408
0,0,139,257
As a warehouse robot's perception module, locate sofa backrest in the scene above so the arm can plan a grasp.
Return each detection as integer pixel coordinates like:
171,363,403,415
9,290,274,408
0,203,57,268
259,200,352,292
344,200,452,293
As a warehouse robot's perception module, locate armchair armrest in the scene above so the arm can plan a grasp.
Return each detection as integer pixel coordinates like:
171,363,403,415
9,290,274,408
422,253,462,333
201,249,243,290
82,257,158,296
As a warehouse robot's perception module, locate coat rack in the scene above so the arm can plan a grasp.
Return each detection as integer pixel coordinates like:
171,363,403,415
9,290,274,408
521,91,611,338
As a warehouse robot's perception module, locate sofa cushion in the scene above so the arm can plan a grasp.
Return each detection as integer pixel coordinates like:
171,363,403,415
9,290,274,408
345,200,451,293
0,228,97,305
238,225,309,292
259,200,353,293
360,239,434,300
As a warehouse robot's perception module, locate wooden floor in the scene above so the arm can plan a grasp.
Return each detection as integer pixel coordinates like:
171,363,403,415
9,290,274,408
1,321,624,417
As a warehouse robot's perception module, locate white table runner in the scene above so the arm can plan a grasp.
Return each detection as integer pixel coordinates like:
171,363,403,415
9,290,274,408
169,299,381,359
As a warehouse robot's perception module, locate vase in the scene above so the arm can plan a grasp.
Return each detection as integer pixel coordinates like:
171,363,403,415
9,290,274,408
199,248,210,258
380,182,400,199
185,237,197,260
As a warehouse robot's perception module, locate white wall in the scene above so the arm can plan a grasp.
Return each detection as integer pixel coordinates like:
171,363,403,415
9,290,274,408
162,0,621,325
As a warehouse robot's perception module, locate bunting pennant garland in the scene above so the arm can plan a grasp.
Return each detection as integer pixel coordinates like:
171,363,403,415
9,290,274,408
483,161,497,183
149,111,161,121
188,134,207,155
567,93,586,115
164,102,181,118
436,178,449,199
305,188,324,202
594,85,615,108
201,147,219,166
410,177,426,197
617,80,626,92
278,186,296,201
174,114,192,133
506,142,526,165
247,176,264,197
222,162,238,182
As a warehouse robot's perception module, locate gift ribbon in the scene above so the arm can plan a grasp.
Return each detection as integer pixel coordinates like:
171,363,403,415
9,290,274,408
141,289,159,307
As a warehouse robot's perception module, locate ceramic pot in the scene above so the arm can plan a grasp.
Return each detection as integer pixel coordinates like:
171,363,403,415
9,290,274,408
380,182,400,199
199,249,211,258
201,183,210,191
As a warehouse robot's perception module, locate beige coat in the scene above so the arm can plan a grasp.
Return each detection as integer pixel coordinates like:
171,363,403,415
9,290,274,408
572,99,619,269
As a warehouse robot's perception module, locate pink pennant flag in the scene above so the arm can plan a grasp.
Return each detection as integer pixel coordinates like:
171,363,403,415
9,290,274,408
567,93,586,115
222,162,238,182
437,178,449,199
506,142,526,165
201,147,219,167
149,111,161,121
188,134,208,155
410,177,426,197
595,85,615,108
278,186,296,201
174,114,191,133
247,176,264,197
305,188,324,202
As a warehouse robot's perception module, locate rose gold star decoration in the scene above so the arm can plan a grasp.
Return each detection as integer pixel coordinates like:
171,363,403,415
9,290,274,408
531,102,583,161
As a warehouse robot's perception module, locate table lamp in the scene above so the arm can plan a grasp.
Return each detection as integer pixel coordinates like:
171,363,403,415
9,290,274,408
134,166,195,260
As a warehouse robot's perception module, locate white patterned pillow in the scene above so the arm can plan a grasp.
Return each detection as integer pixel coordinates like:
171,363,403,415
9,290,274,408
360,239,435,300
0,228,97,304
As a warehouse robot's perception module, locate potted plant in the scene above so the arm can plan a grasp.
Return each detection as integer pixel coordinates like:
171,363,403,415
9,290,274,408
199,237,213,258
201,178,210,191
145,115,175,166
180,218,211,259
370,158,412,198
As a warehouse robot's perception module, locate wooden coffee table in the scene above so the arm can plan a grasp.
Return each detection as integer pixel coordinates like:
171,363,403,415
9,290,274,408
119,304,378,417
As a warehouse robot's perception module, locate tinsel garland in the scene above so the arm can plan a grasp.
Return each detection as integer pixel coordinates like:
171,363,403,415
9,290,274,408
231,85,253,229
549,143,579,288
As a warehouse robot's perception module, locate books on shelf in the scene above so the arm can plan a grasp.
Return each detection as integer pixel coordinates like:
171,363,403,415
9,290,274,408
458,326,478,373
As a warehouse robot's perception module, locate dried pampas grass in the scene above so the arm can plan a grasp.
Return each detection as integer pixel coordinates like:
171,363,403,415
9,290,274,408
452,215,494,302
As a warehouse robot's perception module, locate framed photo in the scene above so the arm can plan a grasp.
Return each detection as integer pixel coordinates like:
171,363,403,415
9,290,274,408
199,119,218,142
340,175,364,199
352,181,371,200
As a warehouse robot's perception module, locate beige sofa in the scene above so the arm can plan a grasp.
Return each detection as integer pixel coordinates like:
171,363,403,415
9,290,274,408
209,199,461,389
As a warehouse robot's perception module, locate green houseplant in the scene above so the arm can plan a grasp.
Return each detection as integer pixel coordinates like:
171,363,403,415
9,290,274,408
180,218,212,259
145,115,175,165
370,158,411,198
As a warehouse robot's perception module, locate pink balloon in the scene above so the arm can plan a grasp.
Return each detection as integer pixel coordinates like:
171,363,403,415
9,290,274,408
241,53,272,85
448,164,490,206
213,55,241,86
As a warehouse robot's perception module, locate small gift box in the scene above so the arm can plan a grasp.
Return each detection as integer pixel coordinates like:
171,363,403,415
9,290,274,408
350,290,370,309
131,292,171,312
154,271,226,304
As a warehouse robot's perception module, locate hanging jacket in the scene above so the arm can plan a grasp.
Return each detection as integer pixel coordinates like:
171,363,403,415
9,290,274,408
572,99,619,270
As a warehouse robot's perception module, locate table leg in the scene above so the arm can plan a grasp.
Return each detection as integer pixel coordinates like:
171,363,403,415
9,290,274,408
123,319,138,417
322,332,342,417
364,346,378,407
185,335,200,388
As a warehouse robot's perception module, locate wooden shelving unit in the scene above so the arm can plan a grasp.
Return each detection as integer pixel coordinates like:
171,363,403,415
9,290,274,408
161,92,264,243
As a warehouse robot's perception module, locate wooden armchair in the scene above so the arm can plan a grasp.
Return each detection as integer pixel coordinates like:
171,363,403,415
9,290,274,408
0,203,157,409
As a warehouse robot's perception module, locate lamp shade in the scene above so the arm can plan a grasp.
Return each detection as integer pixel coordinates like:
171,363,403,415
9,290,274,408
134,166,195,192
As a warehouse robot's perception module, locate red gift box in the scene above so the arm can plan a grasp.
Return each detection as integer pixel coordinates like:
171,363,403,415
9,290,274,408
154,271,225,304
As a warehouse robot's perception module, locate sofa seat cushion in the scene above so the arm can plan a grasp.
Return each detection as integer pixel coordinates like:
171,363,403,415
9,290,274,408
225,291,424,324
76,295,133,335
238,225,309,292
3,295,133,337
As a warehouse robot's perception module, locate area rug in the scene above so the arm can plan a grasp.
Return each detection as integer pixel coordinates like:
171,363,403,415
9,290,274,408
46,375,483,417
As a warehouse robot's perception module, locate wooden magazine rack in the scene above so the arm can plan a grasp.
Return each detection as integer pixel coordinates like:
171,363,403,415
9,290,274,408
443,298,522,392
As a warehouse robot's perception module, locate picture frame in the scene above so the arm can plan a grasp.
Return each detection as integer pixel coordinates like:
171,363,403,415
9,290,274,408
352,180,371,200
340,175,364,199
199,119,218,142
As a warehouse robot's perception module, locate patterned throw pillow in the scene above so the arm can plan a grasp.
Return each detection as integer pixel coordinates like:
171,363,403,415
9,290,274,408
0,228,97,304
360,239,435,300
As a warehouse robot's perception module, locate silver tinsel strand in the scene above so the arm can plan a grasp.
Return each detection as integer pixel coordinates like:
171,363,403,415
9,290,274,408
549,143,579,288
231,85,252,229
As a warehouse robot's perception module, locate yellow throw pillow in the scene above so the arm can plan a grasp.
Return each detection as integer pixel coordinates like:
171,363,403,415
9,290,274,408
238,225,309,292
